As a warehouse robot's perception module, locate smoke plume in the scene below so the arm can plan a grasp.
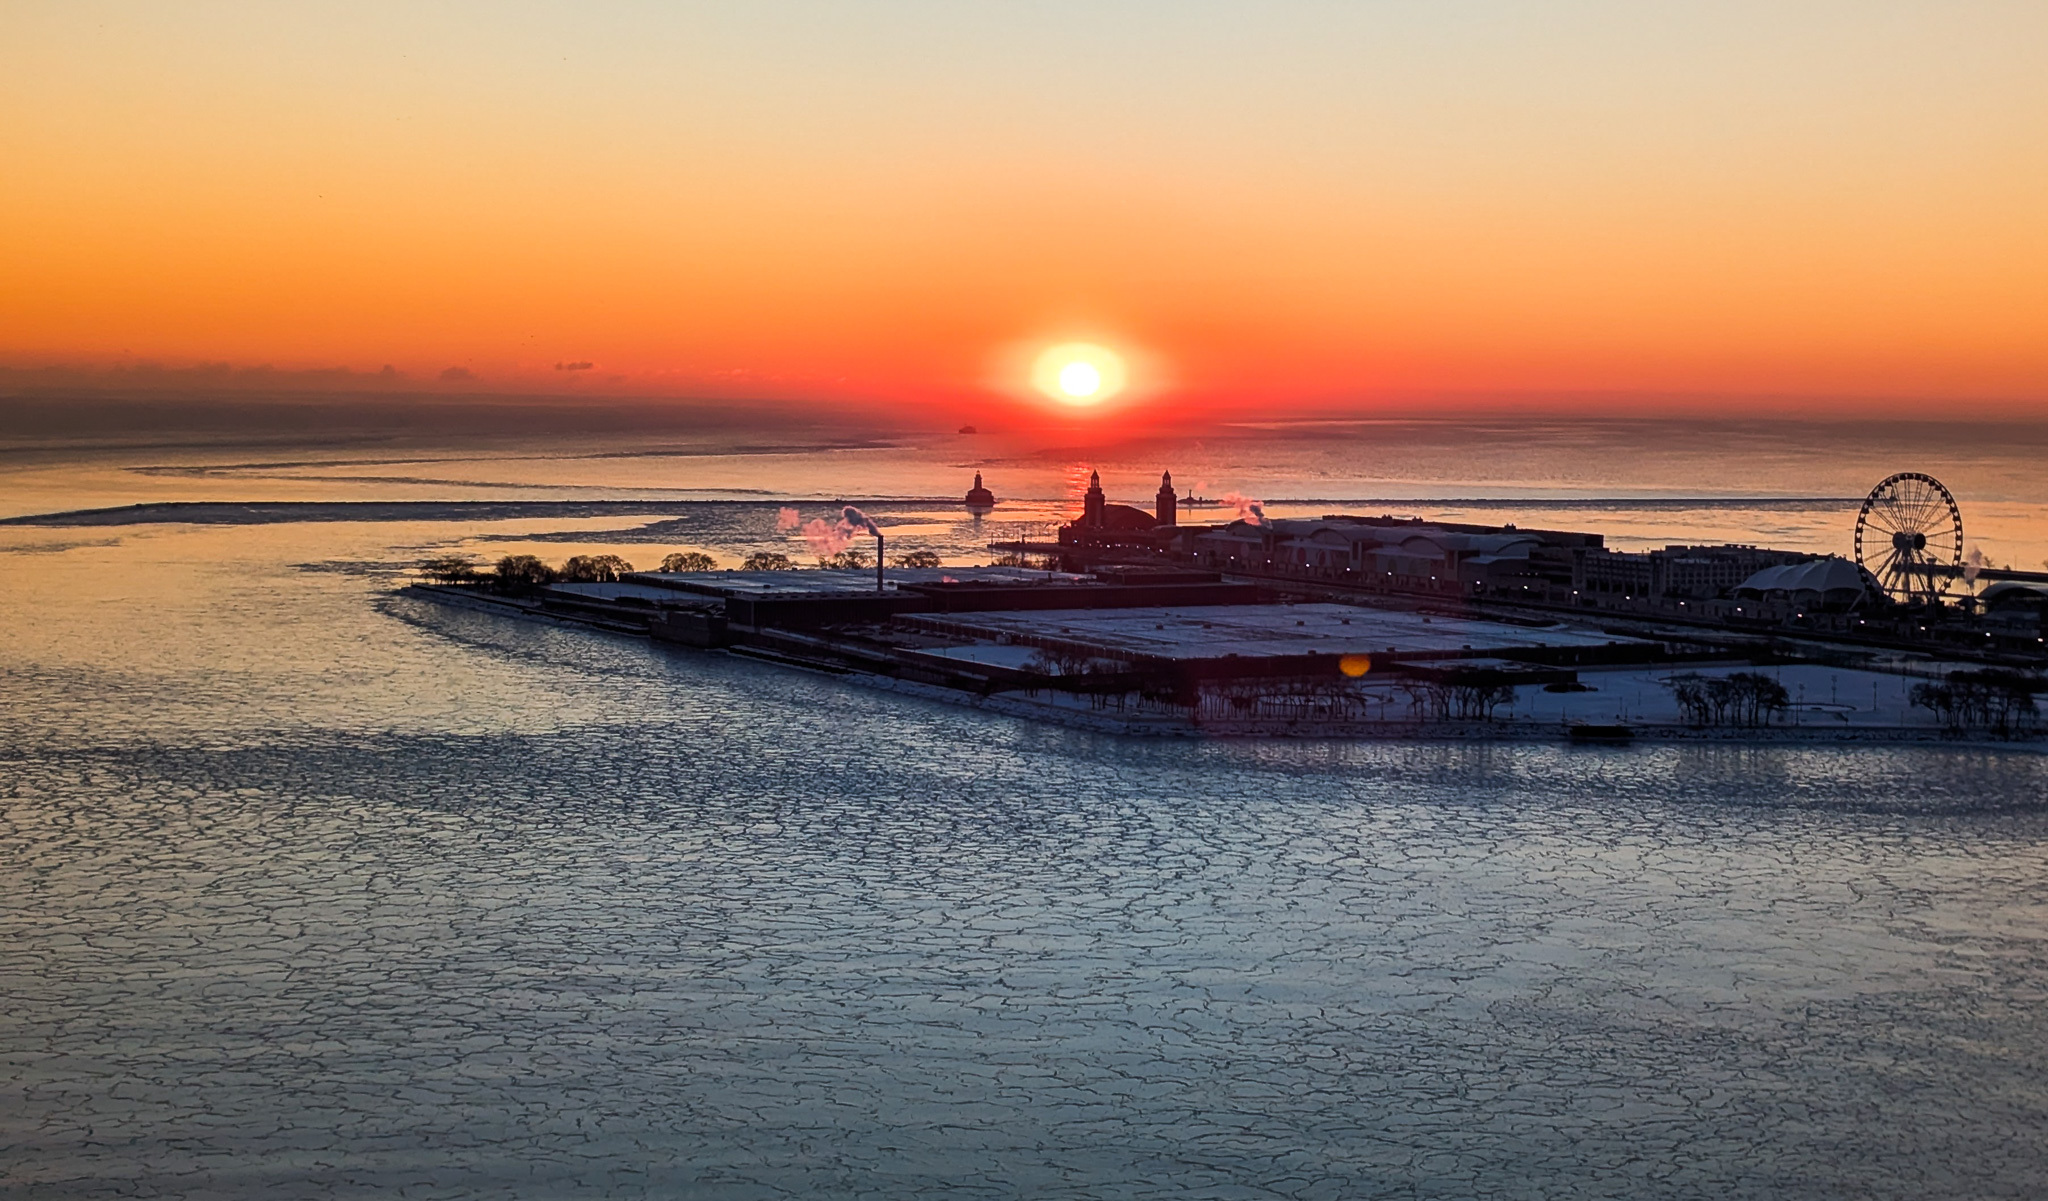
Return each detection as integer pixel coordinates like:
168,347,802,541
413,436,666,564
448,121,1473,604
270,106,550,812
842,505,881,537
1965,546,1988,584
1221,491,1266,525
786,505,881,557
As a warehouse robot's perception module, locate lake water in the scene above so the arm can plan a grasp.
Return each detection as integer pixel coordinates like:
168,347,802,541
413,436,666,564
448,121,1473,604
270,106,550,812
3,404,2046,1197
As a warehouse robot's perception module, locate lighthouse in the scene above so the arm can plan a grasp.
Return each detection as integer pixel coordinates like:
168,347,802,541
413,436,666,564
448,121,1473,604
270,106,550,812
964,472,996,512
1155,470,1177,527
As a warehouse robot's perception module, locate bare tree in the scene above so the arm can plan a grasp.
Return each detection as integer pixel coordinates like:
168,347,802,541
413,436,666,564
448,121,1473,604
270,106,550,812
1913,671,2042,736
1401,679,1453,720
419,554,480,584
741,551,795,571
1910,681,1959,730
659,551,718,572
494,554,555,591
1665,671,1789,727
820,548,871,570
1449,679,1516,720
1028,647,1103,676
891,549,942,569
1727,672,1790,726
560,554,633,583
1667,673,1712,725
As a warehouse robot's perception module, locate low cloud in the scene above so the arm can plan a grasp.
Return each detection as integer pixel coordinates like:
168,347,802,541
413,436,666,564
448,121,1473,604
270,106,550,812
0,361,416,395
554,361,595,371
439,366,478,382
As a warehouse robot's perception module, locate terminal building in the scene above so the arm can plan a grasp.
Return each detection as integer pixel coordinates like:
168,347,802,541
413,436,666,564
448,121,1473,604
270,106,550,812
1045,472,1884,619
1057,470,1181,554
1188,515,1598,599
1577,544,1818,603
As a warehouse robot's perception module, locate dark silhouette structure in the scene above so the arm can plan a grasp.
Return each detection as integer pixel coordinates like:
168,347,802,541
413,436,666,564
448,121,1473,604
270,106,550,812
1053,469,1190,558
1074,470,1161,532
965,472,996,511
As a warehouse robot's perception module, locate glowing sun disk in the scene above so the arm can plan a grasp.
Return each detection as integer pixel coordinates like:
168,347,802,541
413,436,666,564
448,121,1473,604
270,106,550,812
1032,342,1126,407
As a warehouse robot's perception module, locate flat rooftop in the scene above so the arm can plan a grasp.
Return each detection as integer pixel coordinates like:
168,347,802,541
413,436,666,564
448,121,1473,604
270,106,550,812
903,603,1640,663
545,581,703,604
627,565,1086,599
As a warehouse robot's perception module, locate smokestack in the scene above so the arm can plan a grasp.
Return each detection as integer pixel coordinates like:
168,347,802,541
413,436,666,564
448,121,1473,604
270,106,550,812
842,505,884,592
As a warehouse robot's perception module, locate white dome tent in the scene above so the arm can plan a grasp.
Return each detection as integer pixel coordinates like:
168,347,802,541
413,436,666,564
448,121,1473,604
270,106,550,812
1733,557,1879,611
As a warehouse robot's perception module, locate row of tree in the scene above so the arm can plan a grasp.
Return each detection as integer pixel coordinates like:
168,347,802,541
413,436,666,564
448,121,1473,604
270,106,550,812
1403,674,1517,721
1664,672,1791,727
491,554,638,587
418,546,947,588
818,548,943,570
1910,670,2042,736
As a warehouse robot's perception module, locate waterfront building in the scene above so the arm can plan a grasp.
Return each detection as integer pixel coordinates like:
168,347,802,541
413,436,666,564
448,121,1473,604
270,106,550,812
1058,470,1180,556
1189,516,1597,597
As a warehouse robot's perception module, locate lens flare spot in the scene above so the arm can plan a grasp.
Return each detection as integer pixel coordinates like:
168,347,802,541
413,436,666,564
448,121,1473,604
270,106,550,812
1339,654,1373,678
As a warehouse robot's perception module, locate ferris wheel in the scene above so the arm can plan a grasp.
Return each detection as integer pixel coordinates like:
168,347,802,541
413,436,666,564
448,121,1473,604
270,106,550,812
1853,472,1963,605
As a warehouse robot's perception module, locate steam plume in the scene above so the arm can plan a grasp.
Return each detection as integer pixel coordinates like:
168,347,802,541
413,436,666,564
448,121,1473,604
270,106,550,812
800,517,854,557
842,505,881,537
775,507,801,532
788,505,881,558
1965,546,1988,584
1221,491,1266,525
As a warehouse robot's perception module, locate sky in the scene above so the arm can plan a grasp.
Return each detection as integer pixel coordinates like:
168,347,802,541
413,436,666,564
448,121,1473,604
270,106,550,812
3,1,2046,417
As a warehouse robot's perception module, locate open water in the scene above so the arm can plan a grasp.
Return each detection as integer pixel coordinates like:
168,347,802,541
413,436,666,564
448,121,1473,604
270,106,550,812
3,406,2047,1197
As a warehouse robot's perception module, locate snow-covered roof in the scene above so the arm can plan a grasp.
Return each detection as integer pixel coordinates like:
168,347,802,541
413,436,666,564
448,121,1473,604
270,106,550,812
1204,519,1540,559
1981,581,2048,606
1735,557,1870,596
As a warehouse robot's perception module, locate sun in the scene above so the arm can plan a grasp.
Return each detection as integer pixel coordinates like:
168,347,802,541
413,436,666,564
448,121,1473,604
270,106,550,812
1032,343,1126,406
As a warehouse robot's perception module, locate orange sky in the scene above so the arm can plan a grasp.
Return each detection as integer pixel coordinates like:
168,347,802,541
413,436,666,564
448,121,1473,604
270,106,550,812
4,2,2047,415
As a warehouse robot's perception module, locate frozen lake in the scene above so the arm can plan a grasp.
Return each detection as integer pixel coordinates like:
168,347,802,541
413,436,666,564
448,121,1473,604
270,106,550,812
3,511,2046,1198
